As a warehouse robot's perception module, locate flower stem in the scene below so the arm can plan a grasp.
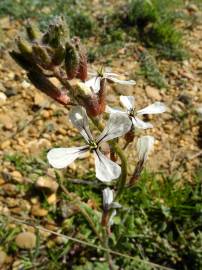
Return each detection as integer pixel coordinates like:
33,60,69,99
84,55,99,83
103,228,116,270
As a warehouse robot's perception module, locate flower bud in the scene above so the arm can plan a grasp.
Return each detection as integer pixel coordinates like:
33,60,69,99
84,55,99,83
17,38,32,56
28,70,70,105
51,45,65,66
74,82,105,117
65,42,80,80
129,136,154,186
124,129,135,144
42,16,70,48
72,38,87,81
137,135,154,162
32,44,51,68
26,22,42,41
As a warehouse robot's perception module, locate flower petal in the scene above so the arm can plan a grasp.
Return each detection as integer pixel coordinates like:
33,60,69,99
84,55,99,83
109,210,117,226
47,146,88,169
96,113,132,143
108,76,136,85
120,96,134,110
85,76,101,93
69,106,93,143
137,102,167,115
94,149,121,182
105,72,119,77
132,117,153,129
105,105,125,114
137,136,154,162
103,187,114,207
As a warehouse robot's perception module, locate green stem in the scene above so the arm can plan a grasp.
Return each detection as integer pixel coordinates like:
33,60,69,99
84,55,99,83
78,204,103,243
103,228,116,270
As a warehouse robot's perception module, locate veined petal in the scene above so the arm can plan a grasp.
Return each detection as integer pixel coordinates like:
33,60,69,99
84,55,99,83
137,136,154,162
105,105,125,114
96,113,132,144
108,76,136,85
137,102,167,115
132,117,153,129
94,149,121,182
109,209,117,226
69,106,93,143
103,187,114,207
120,96,134,110
85,76,101,93
47,146,88,169
105,72,119,77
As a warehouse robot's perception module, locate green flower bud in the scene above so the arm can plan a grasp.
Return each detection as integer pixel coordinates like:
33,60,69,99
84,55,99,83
42,16,70,48
51,45,65,66
65,42,79,80
26,22,42,41
17,38,32,55
32,44,51,67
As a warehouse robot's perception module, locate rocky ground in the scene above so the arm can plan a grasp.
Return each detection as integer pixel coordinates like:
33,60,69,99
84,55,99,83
0,4,201,268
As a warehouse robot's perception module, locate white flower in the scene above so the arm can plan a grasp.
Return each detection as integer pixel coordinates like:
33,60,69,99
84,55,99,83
103,187,114,208
106,95,167,129
137,136,155,162
102,187,121,226
86,70,136,93
47,106,132,182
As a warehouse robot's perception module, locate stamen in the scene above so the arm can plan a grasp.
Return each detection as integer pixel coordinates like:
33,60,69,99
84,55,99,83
89,141,98,152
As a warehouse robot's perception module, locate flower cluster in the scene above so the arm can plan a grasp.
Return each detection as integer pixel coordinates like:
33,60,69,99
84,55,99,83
11,17,167,230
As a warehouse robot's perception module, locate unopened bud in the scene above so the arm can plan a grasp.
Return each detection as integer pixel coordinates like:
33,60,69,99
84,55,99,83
65,42,79,79
26,22,42,41
52,45,65,66
32,44,51,67
27,70,70,105
74,40,87,81
42,16,70,48
17,38,32,55
124,129,135,144
74,82,105,117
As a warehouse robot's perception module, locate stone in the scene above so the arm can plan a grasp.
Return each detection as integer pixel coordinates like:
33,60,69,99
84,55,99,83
5,88,17,97
1,140,10,149
113,84,134,96
47,193,57,204
15,232,36,250
0,250,7,267
31,205,48,217
0,16,10,29
35,176,59,193
34,92,50,108
0,82,6,92
196,106,202,116
21,80,31,89
178,92,192,106
145,86,161,101
2,184,18,196
0,92,7,103
3,122,13,131
11,171,23,183
28,139,51,155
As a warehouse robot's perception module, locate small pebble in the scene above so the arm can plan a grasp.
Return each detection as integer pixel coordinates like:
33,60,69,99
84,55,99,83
15,232,36,250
